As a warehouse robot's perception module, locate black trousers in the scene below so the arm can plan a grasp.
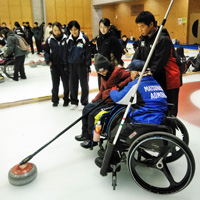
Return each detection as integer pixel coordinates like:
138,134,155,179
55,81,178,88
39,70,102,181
69,63,89,106
35,39,42,53
82,101,111,140
165,88,179,117
14,55,26,80
27,38,34,54
50,64,70,104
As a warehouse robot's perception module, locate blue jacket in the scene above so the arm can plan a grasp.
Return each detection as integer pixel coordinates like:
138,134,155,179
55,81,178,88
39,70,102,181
44,34,68,65
110,75,168,124
66,32,91,66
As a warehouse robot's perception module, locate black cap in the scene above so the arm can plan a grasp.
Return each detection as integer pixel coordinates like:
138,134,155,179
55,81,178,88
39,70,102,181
94,53,111,72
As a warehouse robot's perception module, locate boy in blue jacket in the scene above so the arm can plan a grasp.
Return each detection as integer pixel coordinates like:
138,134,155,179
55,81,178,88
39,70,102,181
95,61,168,168
110,66,168,125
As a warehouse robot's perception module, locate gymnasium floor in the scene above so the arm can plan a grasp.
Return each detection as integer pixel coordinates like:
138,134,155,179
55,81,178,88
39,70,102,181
0,49,200,200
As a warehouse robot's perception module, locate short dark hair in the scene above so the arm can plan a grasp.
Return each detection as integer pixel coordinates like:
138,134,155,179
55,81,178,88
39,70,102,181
34,22,38,26
68,20,80,31
99,18,110,27
135,11,156,27
122,35,127,38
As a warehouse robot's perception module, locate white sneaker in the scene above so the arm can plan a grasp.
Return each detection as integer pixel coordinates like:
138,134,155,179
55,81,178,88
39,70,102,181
78,104,84,111
70,104,77,110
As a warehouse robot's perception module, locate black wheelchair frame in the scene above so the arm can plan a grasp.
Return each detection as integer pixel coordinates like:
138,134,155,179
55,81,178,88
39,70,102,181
94,104,195,193
0,52,15,79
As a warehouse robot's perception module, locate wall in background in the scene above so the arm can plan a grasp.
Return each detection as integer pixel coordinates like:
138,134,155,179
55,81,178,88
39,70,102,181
1,0,199,44
0,0,33,28
45,0,92,39
102,0,190,44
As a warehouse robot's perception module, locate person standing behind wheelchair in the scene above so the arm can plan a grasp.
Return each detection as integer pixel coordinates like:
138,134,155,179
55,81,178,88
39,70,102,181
66,20,91,111
44,22,70,107
0,28,27,81
75,53,132,149
132,11,181,117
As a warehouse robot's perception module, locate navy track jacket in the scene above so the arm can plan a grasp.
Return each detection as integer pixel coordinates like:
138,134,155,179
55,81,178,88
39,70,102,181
66,32,91,67
110,75,168,125
44,34,68,65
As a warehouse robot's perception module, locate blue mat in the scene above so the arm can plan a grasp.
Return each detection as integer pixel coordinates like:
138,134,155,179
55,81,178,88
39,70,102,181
126,40,199,50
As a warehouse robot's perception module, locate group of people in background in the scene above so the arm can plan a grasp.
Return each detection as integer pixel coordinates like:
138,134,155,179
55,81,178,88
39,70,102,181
0,12,200,118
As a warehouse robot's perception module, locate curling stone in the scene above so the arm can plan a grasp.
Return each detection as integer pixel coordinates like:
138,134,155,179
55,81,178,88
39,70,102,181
29,61,37,68
36,60,42,65
41,61,47,66
8,162,37,186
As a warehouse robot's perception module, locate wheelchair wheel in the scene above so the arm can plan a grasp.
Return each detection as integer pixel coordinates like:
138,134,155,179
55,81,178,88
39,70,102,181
4,59,15,78
127,131,195,194
174,118,189,145
164,118,189,163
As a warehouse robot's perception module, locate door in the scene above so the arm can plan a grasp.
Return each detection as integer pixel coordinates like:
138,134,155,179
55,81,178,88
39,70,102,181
189,13,200,44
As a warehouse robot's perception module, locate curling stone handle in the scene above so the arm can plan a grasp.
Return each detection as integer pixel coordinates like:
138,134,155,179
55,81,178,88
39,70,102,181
19,154,34,165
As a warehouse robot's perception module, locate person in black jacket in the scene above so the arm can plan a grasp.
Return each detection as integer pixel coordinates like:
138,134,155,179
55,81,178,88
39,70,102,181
33,22,42,54
44,22,70,107
24,22,34,54
66,20,91,111
132,11,181,117
120,35,128,54
96,18,123,89
13,22,26,39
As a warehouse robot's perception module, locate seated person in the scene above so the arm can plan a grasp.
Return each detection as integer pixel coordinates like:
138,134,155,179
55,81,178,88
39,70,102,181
95,61,168,167
120,35,128,54
75,53,132,148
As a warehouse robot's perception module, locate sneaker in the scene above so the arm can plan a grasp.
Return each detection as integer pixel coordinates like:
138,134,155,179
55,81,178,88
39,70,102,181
63,102,69,107
52,102,58,107
78,104,84,111
98,148,105,158
70,104,77,110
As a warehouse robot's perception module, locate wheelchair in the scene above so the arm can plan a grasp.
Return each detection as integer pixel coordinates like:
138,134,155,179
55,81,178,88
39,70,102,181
94,104,195,194
0,51,15,79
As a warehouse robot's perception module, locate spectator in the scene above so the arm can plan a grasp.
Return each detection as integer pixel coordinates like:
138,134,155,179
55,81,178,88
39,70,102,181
90,37,98,59
39,22,45,42
0,22,9,31
33,22,42,54
44,22,52,41
96,18,124,89
44,22,70,107
24,22,34,54
66,20,91,110
13,21,26,39
120,35,128,54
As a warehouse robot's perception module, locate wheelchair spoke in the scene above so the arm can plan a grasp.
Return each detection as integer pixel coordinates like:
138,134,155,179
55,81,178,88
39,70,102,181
161,161,178,187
